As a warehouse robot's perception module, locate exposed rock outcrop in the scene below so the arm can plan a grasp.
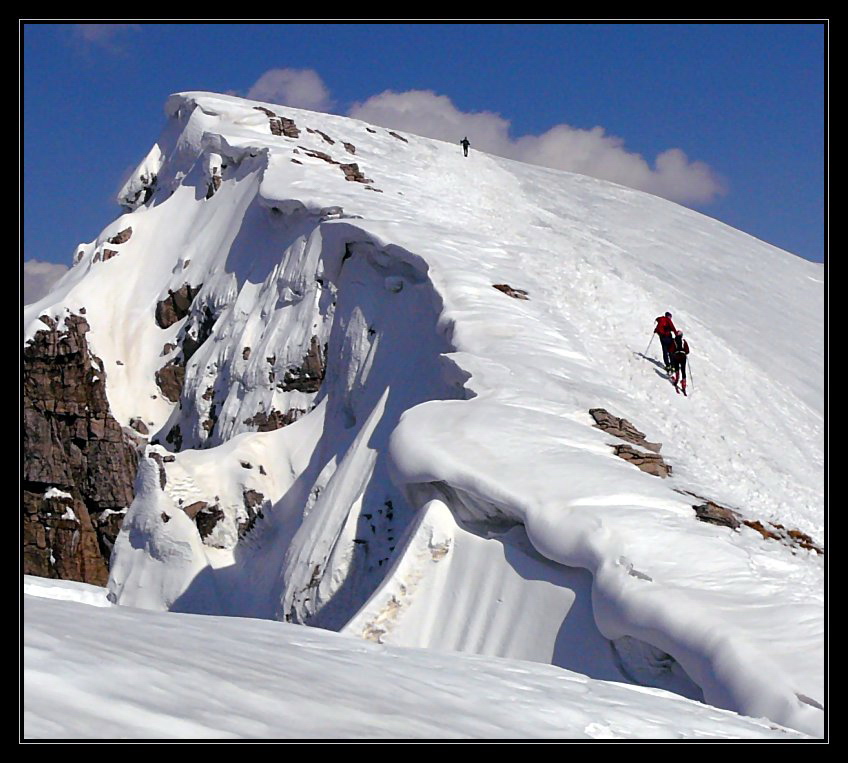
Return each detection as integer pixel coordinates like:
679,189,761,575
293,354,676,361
493,284,529,300
307,127,335,144
693,500,742,529
23,314,139,583
243,408,305,432
119,174,156,211
253,106,300,138
195,504,225,541
155,284,201,329
165,424,183,452
279,336,326,392
340,163,372,184
129,418,150,436
388,131,408,143
155,360,185,403
107,227,133,245
205,173,222,199
611,444,672,478
691,499,823,555
180,306,216,362
182,500,208,519
590,408,662,453
301,148,338,165
270,117,300,138
240,489,266,537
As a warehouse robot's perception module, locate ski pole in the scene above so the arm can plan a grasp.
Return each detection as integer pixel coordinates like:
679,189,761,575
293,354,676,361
688,360,694,389
645,333,655,355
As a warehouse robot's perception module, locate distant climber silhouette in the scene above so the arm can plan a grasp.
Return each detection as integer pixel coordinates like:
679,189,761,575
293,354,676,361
460,137,470,157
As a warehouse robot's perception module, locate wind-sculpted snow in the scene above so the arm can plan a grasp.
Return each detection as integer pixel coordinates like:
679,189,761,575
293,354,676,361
24,585,809,740
24,91,823,738
385,402,823,734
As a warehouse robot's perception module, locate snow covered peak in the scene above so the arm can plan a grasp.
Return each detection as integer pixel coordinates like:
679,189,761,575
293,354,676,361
24,91,823,738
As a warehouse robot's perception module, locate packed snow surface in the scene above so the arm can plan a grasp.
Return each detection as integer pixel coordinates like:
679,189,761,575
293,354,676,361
24,92,824,738
23,579,809,740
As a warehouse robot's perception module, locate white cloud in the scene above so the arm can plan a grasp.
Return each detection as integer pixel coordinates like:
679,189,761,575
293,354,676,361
247,69,333,112
350,90,725,204
73,24,140,53
24,260,68,306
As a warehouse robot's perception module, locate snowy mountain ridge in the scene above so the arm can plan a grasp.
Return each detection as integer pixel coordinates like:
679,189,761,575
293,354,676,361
24,91,824,738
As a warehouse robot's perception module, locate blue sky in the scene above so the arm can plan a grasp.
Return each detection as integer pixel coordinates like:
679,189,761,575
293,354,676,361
23,22,826,282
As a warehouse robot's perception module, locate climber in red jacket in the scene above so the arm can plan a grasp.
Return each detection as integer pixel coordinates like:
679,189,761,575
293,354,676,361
654,312,677,372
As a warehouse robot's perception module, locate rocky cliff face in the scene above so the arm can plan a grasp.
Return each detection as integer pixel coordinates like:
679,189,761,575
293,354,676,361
23,313,140,584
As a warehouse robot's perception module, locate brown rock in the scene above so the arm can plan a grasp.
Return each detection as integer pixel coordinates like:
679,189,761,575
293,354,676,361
195,504,224,540
693,501,742,529
243,408,305,432
183,501,208,519
388,131,408,143
279,336,326,393
301,148,338,165
107,227,133,245
129,418,149,435
340,163,372,183
102,249,119,261
743,519,781,541
155,284,201,329
611,444,672,478
155,360,185,402
308,127,335,144
589,408,662,453
23,313,137,584
240,490,266,537
343,142,356,154
270,116,300,138
493,284,529,300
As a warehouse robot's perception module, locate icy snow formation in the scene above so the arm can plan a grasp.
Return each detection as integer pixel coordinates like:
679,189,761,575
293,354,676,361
23,92,824,737
23,579,810,740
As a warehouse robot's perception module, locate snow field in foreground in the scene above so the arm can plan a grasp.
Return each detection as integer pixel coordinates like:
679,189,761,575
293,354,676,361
23,580,809,740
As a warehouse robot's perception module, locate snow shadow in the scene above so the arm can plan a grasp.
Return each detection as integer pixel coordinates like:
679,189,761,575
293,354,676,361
174,232,469,623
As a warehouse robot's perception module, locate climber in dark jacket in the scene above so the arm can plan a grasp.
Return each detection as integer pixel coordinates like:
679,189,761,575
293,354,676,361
654,312,677,372
460,137,470,157
669,330,690,392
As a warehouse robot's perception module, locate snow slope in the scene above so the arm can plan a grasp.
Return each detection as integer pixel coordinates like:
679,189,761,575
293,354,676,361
23,92,824,737
23,578,809,740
